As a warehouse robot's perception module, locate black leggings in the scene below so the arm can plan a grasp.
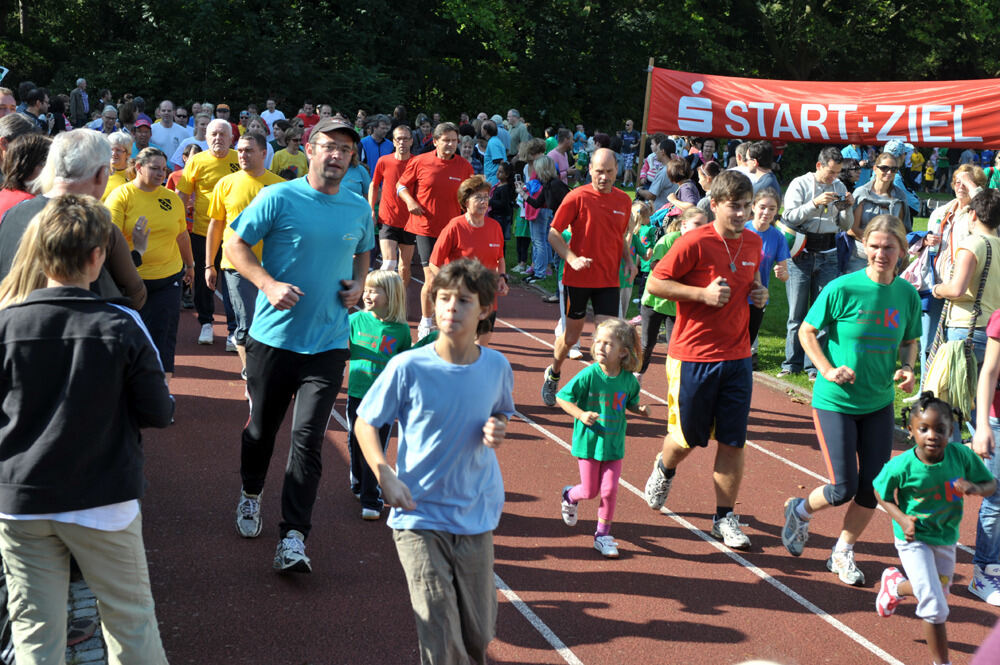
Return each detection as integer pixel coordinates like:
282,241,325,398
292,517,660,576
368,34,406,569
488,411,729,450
813,404,894,509
639,305,674,374
516,236,531,264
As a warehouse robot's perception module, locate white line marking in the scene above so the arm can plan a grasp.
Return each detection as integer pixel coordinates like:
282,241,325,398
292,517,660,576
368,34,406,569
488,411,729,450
494,574,586,665
512,408,905,665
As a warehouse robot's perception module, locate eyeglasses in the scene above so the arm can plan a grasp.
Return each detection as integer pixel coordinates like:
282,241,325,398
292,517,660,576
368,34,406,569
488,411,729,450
876,165,899,173
470,194,490,202
176,114,188,119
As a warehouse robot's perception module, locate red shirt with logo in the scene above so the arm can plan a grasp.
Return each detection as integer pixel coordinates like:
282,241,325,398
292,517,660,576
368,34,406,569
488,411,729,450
372,155,411,228
398,152,474,238
429,215,505,273
550,186,632,289
652,223,762,361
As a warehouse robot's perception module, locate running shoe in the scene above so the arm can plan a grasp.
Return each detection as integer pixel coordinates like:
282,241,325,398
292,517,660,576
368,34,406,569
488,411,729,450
643,453,673,510
711,512,751,550
827,548,865,586
593,535,619,558
236,489,262,538
273,530,311,573
776,369,792,378
197,323,213,345
361,507,380,521
560,486,578,526
225,333,237,352
781,497,810,556
567,345,583,360
969,564,1000,605
876,567,905,617
541,365,560,406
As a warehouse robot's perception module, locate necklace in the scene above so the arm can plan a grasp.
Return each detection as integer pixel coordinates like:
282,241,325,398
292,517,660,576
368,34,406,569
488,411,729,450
715,226,743,272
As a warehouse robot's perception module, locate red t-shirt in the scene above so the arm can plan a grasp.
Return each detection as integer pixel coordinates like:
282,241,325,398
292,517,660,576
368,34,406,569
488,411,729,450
652,223,762,361
372,155,411,228
398,152,474,238
549,186,632,288
0,190,34,223
429,215,505,272
988,309,1000,417
296,113,319,129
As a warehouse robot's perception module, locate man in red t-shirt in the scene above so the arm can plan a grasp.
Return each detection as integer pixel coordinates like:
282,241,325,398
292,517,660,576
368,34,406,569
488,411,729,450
640,169,768,551
395,122,473,338
296,100,319,129
369,124,415,285
540,148,635,402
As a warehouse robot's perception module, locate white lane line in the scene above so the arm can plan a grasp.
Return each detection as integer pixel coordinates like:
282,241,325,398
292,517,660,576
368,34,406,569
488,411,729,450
326,403,586,664
494,574,586,665
513,408,905,665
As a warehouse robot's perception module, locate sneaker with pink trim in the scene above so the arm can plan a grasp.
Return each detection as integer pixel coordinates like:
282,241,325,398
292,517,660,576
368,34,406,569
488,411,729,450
876,567,905,617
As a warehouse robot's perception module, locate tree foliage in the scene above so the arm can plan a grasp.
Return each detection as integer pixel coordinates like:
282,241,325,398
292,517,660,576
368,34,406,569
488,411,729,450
1,0,998,128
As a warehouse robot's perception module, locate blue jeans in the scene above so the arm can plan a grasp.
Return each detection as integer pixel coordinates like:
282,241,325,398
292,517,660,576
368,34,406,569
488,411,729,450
223,269,258,346
976,417,1000,567
529,208,554,277
783,250,840,372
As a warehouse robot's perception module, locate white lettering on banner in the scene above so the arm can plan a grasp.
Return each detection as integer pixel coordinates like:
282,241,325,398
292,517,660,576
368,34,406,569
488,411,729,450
675,89,982,143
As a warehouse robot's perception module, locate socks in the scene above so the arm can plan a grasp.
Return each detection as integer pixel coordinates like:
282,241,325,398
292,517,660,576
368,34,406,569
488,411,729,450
656,459,676,479
382,259,397,271
795,501,811,521
595,519,610,538
715,507,734,521
834,537,854,553
420,316,434,328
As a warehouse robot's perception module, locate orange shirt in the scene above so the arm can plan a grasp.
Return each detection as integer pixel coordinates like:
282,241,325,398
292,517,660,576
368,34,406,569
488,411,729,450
372,155,411,228
429,215,505,272
398,152,474,238
549,186,632,288
651,223,762,362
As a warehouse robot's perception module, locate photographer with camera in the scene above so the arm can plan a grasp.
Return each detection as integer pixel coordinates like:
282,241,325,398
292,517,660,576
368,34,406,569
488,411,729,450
778,146,854,380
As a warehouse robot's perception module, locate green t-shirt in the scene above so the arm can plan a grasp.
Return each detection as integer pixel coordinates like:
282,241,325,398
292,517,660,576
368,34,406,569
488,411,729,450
557,229,572,283
632,224,658,273
641,231,680,316
411,329,439,349
348,311,412,398
805,271,921,414
872,442,993,545
545,136,558,153
556,364,640,461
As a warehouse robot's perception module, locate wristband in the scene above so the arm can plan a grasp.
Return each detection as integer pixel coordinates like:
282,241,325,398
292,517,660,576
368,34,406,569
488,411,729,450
185,264,196,270
901,363,913,372
498,274,508,282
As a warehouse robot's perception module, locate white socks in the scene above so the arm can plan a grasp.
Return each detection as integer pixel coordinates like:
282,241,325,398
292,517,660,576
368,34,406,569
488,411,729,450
382,259,398,271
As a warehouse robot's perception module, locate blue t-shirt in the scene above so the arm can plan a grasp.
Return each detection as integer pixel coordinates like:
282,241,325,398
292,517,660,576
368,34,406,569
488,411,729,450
360,135,393,172
745,222,790,294
231,177,374,354
357,344,515,534
341,164,372,200
484,136,506,186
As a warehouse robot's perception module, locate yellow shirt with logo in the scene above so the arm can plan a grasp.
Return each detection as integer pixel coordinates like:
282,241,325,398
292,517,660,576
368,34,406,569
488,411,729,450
208,169,285,269
269,149,308,179
102,169,132,202
105,183,186,280
175,149,240,235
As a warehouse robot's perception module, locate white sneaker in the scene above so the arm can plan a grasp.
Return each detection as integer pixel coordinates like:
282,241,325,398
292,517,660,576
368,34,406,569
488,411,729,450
225,333,237,352
273,530,311,573
969,564,1000,605
568,345,583,360
560,486,578,526
593,535,619,558
235,489,262,538
361,507,381,521
711,512,751,550
827,548,865,586
197,323,213,345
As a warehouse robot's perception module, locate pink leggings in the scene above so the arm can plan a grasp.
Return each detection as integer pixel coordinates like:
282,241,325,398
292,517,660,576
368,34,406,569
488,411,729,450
567,458,623,536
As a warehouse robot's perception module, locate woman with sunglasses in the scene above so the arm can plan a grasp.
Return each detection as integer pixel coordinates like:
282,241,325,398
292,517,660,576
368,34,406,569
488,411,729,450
848,152,911,272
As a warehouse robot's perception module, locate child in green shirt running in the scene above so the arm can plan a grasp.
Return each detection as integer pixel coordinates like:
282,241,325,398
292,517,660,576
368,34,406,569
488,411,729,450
874,392,996,665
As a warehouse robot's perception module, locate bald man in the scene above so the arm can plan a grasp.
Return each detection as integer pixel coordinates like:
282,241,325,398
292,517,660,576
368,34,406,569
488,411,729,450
541,148,635,405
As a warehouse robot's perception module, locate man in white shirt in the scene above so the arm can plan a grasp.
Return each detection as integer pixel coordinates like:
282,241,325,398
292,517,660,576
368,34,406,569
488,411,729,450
260,99,286,141
151,100,191,167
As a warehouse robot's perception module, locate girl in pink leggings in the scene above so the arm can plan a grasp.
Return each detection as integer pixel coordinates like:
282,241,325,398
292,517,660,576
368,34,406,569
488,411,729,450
555,319,648,558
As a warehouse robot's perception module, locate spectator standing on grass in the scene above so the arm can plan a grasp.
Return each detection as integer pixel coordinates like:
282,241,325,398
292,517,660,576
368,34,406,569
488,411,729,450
507,108,531,159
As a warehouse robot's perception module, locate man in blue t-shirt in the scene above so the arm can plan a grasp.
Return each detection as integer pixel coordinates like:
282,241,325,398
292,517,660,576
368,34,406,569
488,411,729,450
359,114,393,171
225,117,374,574
481,120,506,186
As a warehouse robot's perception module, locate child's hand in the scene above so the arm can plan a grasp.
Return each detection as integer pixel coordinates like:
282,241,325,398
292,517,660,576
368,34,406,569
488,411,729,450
900,515,918,541
953,478,974,495
578,411,599,426
379,470,416,511
636,404,649,417
482,416,507,449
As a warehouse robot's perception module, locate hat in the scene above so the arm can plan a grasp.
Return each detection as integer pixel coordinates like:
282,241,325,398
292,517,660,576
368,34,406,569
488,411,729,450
217,103,230,111
310,117,360,143
134,118,152,128
491,114,503,124
883,139,914,158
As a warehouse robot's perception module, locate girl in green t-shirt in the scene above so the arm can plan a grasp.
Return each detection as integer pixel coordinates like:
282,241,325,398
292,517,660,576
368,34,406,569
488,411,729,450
873,393,995,665
555,319,648,558
347,270,412,519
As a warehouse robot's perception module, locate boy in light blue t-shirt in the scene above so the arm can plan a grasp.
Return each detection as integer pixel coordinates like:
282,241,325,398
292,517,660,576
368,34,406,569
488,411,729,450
355,259,515,664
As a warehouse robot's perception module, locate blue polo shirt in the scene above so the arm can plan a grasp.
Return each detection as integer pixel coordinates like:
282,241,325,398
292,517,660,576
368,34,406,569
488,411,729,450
360,135,393,172
231,177,374,354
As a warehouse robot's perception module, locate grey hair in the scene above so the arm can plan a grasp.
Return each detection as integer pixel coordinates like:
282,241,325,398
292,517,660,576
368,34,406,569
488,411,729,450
107,131,133,151
36,130,110,192
76,78,86,87
207,118,233,136
0,113,35,141
508,109,521,118
102,105,117,116
533,155,558,183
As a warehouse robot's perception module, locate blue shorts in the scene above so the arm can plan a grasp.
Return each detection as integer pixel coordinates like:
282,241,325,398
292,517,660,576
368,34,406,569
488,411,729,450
665,356,752,448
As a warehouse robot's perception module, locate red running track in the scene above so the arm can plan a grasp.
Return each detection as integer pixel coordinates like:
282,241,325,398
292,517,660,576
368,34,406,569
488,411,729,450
145,278,996,664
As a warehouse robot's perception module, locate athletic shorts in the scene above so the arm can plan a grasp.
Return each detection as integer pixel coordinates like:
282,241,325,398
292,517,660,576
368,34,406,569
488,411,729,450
564,285,619,320
415,234,437,266
665,356,752,448
379,224,416,246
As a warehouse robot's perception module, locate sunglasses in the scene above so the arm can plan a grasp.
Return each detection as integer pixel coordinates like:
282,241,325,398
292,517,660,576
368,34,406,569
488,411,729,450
176,114,188,119
876,165,899,173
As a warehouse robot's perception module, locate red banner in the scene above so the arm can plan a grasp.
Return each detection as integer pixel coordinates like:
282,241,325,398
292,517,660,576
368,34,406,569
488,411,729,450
648,67,1000,147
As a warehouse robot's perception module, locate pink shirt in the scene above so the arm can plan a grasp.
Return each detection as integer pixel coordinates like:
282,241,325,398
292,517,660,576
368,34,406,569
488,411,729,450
548,148,569,184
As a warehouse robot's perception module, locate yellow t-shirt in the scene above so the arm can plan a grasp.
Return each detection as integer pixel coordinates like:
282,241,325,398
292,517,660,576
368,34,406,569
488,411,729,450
101,169,132,202
175,149,240,236
270,149,308,179
208,169,285,269
105,183,186,280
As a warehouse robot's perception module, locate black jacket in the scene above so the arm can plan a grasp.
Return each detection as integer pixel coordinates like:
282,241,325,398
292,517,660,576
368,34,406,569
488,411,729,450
0,287,173,514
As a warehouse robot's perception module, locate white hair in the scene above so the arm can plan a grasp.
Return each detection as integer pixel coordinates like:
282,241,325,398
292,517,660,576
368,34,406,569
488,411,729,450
107,131,133,151
76,78,86,87
36,130,111,193
206,118,233,136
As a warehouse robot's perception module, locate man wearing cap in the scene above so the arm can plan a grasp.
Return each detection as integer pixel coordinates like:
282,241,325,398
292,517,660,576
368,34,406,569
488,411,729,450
151,100,190,163
224,117,373,573
130,118,162,156
176,119,241,345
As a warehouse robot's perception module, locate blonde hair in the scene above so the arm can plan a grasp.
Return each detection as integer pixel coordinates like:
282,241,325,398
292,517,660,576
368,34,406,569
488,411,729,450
0,194,110,307
364,269,407,324
666,206,707,233
954,163,987,188
629,200,651,237
862,214,908,266
591,318,640,373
